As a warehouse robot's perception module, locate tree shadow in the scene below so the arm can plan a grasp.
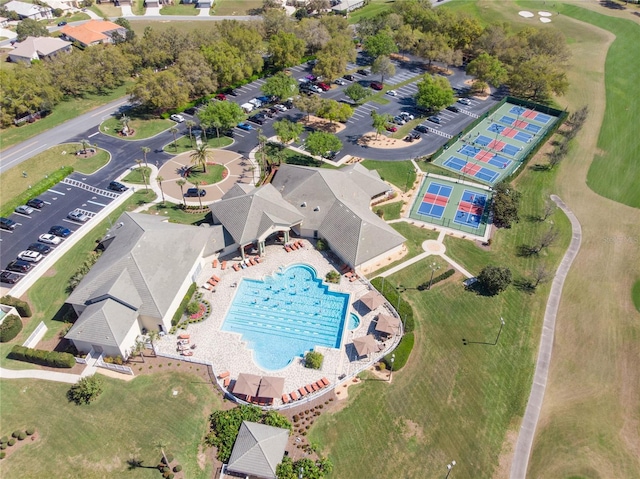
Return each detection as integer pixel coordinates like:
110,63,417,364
126,458,157,470
529,163,551,172
513,278,536,295
599,0,626,9
466,281,497,297
516,244,539,257
52,303,78,323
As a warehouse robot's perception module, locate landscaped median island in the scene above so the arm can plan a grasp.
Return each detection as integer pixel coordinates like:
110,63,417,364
100,114,173,140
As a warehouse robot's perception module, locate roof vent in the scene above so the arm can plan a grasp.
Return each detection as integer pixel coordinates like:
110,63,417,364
314,206,320,212
116,222,124,228
301,202,307,207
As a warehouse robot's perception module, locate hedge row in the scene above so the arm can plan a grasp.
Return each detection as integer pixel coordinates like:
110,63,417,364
9,345,75,368
0,166,73,218
370,278,415,333
417,269,455,290
0,315,23,343
171,282,197,327
383,333,414,371
0,295,32,317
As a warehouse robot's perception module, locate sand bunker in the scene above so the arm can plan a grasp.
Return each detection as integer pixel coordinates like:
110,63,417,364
538,11,553,17
540,17,552,23
518,10,534,18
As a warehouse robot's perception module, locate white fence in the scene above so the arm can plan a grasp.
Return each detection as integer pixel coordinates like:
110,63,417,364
96,354,134,375
22,321,47,348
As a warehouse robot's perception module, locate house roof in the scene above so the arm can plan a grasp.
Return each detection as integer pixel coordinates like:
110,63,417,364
5,1,49,16
65,298,138,348
10,36,71,60
210,183,303,246
66,213,216,320
227,421,289,479
60,19,122,45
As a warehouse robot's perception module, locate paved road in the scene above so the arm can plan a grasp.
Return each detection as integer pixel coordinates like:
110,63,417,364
509,195,582,479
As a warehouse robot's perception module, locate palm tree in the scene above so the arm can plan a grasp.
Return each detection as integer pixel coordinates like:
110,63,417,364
121,114,131,136
176,178,186,207
80,139,90,154
156,175,165,204
190,143,211,174
170,126,179,151
132,340,145,363
135,159,148,191
147,330,160,357
155,441,170,467
185,120,196,147
257,128,267,169
141,146,150,167
192,180,203,208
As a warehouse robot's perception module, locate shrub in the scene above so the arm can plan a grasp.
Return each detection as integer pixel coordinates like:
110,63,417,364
0,315,23,343
315,238,328,251
164,453,174,463
173,465,182,472
11,431,20,438
9,345,75,368
25,428,35,436
417,269,455,290
383,332,414,371
0,436,8,444
67,375,104,405
0,444,6,450
172,282,197,326
8,439,15,446
304,351,323,369
0,451,5,459
0,296,32,317
325,270,340,284
186,301,200,315
17,432,26,441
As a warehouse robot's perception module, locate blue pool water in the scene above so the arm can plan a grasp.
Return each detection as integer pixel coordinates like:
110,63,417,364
221,264,350,370
348,313,360,330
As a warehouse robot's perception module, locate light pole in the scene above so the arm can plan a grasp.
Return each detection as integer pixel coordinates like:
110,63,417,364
388,353,395,382
445,460,456,479
463,317,505,346
427,262,440,290
299,466,304,479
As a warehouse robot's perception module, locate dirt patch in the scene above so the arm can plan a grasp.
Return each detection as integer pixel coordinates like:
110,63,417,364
463,79,491,100
1,431,40,460
301,115,346,134
402,418,426,442
358,132,422,149
495,428,518,479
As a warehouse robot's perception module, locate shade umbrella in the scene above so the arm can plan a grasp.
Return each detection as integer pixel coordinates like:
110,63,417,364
257,376,285,400
353,334,378,357
360,291,385,311
233,373,261,398
375,314,401,336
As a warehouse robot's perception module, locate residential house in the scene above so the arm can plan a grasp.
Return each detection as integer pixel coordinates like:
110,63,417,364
331,0,365,13
4,1,52,19
0,17,9,28
9,36,72,63
59,19,126,47
225,421,289,479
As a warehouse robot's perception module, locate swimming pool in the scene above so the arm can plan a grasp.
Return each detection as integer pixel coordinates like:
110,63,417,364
221,264,350,370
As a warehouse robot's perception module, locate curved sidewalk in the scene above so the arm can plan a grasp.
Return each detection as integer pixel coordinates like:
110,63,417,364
509,195,582,479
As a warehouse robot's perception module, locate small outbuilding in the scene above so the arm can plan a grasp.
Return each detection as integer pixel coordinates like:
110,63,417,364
226,421,289,479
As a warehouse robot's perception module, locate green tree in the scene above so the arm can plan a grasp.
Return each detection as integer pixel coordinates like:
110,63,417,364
262,72,299,100
296,17,330,53
175,50,217,99
128,69,189,113
135,159,148,191
314,35,356,82
294,94,323,121
477,266,512,296
317,99,352,124
198,101,245,140
190,143,212,174
169,126,179,150
466,52,508,87
176,179,187,207
491,181,521,228
371,111,391,139
273,118,304,144
371,55,396,84
16,18,49,42
344,83,371,104
185,120,196,147
191,180,203,208
364,31,398,59
304,351,324,369
305,131,342,158
67,375,104,405
415,74,454,112
268,31,305,69
156,175,165,204
507,55,568,101
141,146,150,167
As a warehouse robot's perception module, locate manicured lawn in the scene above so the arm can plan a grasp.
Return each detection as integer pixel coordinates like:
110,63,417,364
160,4,198,15
211,0,263,15
347,0,394,24
167,135,233,155
123,166,152,184
361,159,416,191
186,164,226,185
264,144,337,169
127,189,158,212
143,201,210,226
90,3,121,17
375,201,403,221
0,372,219,478
0,143,110,205
633,280,640,313
132,0,145,15
127,20,204,35
0,83,130,151
100,116,173,141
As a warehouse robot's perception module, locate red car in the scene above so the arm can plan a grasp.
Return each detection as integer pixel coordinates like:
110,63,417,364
316,82,331,91
370,81,384,90
385,124,398,132
215,93,227,101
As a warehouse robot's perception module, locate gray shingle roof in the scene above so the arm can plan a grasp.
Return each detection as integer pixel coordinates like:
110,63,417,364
65,298,138,347
10,36,71,60
227,421,289,479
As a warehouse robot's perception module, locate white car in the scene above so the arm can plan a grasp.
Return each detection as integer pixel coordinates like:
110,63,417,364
457,98,472,105
18,250,43,263
386,90,397,96
335,78,347,86
15,205,34,215
399,111,414,121
393,116,406,125
274,104,288,112
170,114,185,123
309,85,323,93
38,233,62,245
67,211,89,223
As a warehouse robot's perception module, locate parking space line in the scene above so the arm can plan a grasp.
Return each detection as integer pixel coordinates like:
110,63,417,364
48,189,66,195
87,200,108,207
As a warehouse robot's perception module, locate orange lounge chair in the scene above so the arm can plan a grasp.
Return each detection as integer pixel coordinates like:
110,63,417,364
233,263,240,271
345,271,353,278
212,275,221,282
255,256,261,263
349,275,357,282
315,380,324,389
249,259,256,266
321,377,330,387
285,246,292,253
208,279,218,287
298,387,308,397
213,259,218,268
178,334,190,340
289,391,299,401
282,394,290,404
223,377,230,388
310,383,319,392
297,241,304,248
221,261,227,270
218,371,230,379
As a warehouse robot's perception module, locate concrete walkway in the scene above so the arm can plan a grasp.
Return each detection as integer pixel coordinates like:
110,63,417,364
509,195,582,479
0,362,97,383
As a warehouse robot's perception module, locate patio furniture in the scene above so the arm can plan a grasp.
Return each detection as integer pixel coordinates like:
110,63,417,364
233,263,240,271
289,391,299,401
212,259,218,268
255,256,262,263
221,261,227,270
360,291,384,310
202,283,213,291
285,246,292,253
310,383,319,392
282,394,290,404
249,259,256,266
320,377,330,387
298,387,308,397
223,377,230,388
212,274,221,282
218,371,230,379
353,334,378,357
178,334,190,340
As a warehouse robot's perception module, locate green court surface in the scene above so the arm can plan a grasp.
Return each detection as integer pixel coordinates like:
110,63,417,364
409,176,492,236
432,101,559,186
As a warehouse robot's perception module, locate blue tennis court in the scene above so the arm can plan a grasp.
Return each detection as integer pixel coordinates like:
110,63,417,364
490,155,512,169
514,131,533,142
418,202,445,218
488,123,505,134
454,211,483,228
461,190,487,206
459,145,481,156
501,144,521,156
534,113,552,124
443,156,499,183
509,106,526,115
525,123,542,133
443,156,466,171
500,115,516,125
426,182,453,197
475,135,492,147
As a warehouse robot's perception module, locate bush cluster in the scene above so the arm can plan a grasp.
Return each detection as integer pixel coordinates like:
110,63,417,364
417,269,455,290
10,345,75,368
67,375,104,405
172,282,197,326
304,351,324,370
383,333,414,371
0,295,32,317
0,315,23,343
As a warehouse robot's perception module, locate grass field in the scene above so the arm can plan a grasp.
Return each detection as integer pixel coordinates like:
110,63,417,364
361,159,416,191
347,0,395,24
160,4,198,15
123,166,152,184
211,0,262,15
633,280,640,313
375,201,403,221
167,135,233,154
128,20,205,35
0,143,110,205
90,3,121,17
100,117,172,140
186,164,225,185
0,84,130,151
142,201,210,226
0,372,219,478
132,0,145,15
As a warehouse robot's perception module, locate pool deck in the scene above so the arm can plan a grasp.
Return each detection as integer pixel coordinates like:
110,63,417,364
154,240,401,407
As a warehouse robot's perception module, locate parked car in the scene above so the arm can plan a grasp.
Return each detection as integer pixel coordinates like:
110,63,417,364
67,210,90,223
27,243,52,255
309,85,323,93
15,205,34,215
305,74,317,82
326,150,340,160
457,98,472,105
249,98,263,108
414,125,429,133
335,78,347,86
428,115,442,124
393,116,406,125
6,260,33,273
48,225,72,238
370,81,383,90
248,114,266,125
237,122,253,131
185,188,206,197
108,181,127,192
385,124,398,132
399,111,414,121
386,90,397,96
0,217,17,230
343,74,355,81
215,93,227,101
316,82,331,91
170,114,185,123
405,132,421,142
228,89,238,96
357,69,370,76
307,59,318,66
0,271,22,284
39,233,62,245
184,107,198,115
446,105,461,112
18,250,43,263
27,198,45,209
57,21,67,26
274,104,288,112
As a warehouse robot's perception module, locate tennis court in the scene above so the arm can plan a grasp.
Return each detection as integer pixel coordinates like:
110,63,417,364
458,145,512,169
416,181,453,218
454,190,488,228
509,105,552,124
487,124,533,143
443,156,499,183
499,116,543,134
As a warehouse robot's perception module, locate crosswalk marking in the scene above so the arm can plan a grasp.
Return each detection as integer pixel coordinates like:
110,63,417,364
62,178,120,198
